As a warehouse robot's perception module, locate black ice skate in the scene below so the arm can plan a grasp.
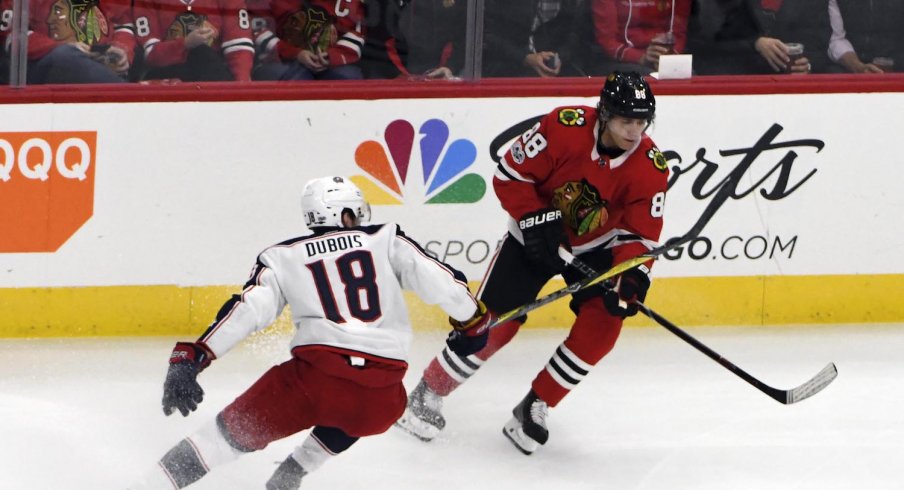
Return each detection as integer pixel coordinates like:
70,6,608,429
266,455,307,490
502,389,549,455
393,379,446,441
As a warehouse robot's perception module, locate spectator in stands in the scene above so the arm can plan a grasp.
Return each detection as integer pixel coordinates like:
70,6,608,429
483,0,591,78
590,0,692,75
1,0,135,84
827,0,903,74
133,0,255,82
251,0,366,81
396,0,465,79
355,0,404,79
686,0,831,75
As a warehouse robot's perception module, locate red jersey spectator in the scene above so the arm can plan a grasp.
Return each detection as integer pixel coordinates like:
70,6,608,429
591,0,691,75
133,0,254,81
251,0,365,80
3,0,135,83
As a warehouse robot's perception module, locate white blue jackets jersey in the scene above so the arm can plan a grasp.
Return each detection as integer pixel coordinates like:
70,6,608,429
198,223,478,363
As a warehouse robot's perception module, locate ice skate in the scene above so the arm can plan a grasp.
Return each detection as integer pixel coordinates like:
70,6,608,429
394,379,446,441
502,390,549,455
266,455,307,490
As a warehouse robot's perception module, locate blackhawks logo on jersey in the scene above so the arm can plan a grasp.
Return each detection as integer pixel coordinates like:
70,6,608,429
552,179,608,236
46,0,109,45
166,12,217,46
281,6,337,52
647,147,668,172
557,108,586,127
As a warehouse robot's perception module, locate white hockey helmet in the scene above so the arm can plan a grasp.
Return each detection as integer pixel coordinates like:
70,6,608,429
301,176,371,228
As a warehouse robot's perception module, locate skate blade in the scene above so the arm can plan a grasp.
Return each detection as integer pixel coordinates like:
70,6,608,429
394,414,441,442
502,418,539,455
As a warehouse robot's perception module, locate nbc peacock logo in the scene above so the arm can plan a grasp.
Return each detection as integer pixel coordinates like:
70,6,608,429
351,119,486,205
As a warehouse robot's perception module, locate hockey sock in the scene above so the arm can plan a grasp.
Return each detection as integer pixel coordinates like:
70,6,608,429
153,415,248,488
533,301,621,406
424,318,522,396
291,426,358,474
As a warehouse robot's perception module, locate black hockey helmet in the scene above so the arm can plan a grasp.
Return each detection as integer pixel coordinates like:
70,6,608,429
598,71,655,121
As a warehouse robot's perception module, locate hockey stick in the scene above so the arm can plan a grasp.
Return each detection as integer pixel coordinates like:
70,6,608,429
489,222,703,328
559,249,838,405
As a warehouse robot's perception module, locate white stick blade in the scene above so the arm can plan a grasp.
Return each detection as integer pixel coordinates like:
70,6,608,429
787,362,838,404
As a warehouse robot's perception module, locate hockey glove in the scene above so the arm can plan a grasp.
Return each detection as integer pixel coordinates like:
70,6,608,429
602,266,651,318
162,342,212,417
519,208,568,274
446,300,494,356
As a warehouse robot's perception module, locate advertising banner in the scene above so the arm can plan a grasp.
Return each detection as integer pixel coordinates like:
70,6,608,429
0,91,901,334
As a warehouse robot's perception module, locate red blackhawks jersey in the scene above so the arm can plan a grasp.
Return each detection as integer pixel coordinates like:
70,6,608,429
3,0,136,61
133,0,255,80
494,105,670,270
592,0,691,64
249,0,365,66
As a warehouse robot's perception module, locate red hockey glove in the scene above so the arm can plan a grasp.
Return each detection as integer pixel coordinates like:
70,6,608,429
519,208,568,275
602,266,651,318
446,300,494,356
162,342,212,417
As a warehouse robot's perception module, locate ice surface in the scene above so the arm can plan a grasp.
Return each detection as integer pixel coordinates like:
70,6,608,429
1,323,901,489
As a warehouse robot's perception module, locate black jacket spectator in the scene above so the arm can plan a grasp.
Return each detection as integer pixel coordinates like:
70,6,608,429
829,0,904,73
482,0,591,77
687,0,831,75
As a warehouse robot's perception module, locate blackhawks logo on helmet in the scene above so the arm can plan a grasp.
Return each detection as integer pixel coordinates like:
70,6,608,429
647,148,668,172
557,108,586,127
551,179,608,236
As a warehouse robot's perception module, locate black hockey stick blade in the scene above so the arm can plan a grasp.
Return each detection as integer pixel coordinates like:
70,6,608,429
636,301,838,405
561,249,839,405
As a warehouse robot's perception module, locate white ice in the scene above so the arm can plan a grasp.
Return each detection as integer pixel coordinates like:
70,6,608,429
1,323,901,490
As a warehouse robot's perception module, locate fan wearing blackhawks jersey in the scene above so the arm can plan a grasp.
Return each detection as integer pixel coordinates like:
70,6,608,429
129,176,492,490
249,0,365,80
396,72,670,455
133,0,255,81
0,0,135,83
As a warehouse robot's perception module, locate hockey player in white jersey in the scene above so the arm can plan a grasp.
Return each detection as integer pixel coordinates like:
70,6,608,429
130,176,492,489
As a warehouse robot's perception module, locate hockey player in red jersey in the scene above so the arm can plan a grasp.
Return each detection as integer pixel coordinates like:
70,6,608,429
396,72,670,455
133,0,255,81
129,177,492,489
2,0,136,83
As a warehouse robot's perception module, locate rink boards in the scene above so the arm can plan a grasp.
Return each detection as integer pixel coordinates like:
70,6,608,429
0,88,902,337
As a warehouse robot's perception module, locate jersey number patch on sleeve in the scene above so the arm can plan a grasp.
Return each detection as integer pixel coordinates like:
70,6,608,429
307,250,382,323
520,122,547,159
650,191,665,218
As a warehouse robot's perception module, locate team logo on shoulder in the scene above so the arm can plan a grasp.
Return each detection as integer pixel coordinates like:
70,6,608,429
511,140,526,164
557,108,585,127
647,148,668,172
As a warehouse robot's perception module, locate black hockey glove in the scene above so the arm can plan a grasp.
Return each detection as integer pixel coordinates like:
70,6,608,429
162,342,212,417
602,266,651,318
519,208,568,274
446,300,494,357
